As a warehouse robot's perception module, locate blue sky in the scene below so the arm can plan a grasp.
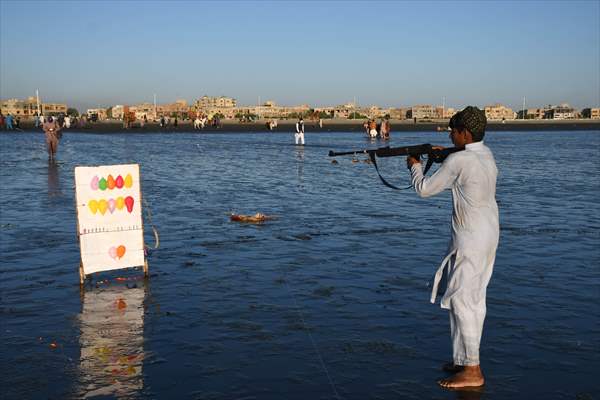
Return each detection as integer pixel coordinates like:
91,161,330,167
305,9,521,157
1,0,598,111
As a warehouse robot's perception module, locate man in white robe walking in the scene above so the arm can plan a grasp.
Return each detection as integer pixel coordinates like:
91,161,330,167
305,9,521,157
407,106,499,388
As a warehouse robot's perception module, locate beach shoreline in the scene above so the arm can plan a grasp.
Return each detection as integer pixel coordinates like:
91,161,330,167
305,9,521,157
6,118,600,133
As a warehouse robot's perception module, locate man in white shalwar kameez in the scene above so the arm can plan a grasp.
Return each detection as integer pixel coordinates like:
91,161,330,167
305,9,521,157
407,106,499,388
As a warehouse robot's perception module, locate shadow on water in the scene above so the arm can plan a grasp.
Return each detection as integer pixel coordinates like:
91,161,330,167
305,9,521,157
76,279,147,398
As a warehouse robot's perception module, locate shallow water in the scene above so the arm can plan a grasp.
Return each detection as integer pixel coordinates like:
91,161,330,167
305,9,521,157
1,130,599,399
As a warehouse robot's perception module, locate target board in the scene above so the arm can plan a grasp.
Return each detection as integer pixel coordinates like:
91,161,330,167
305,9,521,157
75,164,147,282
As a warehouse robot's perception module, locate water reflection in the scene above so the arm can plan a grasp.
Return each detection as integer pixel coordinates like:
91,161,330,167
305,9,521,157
47,159,62,198
78,281,146,398
295,147,304,184
451,386,484,400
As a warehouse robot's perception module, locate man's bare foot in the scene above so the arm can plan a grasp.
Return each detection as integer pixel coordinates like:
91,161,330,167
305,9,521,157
438,365,484,388
442,362,464,373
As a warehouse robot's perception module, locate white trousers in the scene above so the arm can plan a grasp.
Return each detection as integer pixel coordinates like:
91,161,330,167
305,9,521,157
295,132,305,145
449,296,486,366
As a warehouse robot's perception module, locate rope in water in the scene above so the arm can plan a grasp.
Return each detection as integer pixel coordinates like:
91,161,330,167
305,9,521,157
280,272,342,399
143,198,160,249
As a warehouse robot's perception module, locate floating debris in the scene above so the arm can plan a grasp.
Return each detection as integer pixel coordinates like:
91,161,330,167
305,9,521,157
230,213,274,224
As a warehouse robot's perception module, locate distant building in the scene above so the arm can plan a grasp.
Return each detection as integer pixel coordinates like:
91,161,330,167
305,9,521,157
517,108,546,120
333,103,358,119
581,108,600,119
0,98,37,117
410,105,435,120
1,97,66,118
194,96,236,110
87,108,108,120
388,108,410,120
111,105,125,120
545,103,576,119
42,102,68,116
484,104,516,120
444,107,457,118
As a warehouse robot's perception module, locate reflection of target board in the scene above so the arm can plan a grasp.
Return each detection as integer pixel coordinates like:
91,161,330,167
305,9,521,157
75,164,148,283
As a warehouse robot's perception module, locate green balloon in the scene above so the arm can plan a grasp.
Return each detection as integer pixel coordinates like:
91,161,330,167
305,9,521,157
99,178,107,191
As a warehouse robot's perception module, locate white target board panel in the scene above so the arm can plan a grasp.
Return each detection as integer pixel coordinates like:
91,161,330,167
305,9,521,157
75,164,145,275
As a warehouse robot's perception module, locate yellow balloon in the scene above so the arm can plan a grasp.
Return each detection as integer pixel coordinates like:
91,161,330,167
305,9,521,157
98,199,108,215
124,174,133,188
116,196,125,210
88,199,98,214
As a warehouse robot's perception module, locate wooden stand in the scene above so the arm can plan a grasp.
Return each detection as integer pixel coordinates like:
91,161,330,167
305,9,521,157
143,259,149,277
79,261,85,285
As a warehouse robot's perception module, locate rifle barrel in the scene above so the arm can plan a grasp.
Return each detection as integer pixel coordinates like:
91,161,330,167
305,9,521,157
328,149,371,157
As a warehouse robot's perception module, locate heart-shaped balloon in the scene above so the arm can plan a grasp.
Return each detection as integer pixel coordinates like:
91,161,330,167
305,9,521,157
117,245,126,259
88,199,98,214
90,176,99,191
107,175,116,190
98,199,108,215
124,196,134,213
124,174,133,188
115,175,124,189
108,198,116,213
98,177,107,191
116,196,125,210
108,246,117,259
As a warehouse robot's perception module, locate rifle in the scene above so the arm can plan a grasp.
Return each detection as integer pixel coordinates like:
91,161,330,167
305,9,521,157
328,144,463,190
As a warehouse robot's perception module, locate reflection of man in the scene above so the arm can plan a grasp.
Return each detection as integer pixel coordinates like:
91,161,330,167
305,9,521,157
295,117,305,145
43,116,62,160
407,106,498,389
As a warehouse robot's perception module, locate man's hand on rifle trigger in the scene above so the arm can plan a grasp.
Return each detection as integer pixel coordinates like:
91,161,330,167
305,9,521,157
407,155,420,169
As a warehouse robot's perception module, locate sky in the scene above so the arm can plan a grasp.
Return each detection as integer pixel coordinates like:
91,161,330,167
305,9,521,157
1,0,599,112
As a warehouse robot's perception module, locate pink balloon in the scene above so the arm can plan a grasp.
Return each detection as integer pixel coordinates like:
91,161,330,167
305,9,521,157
90,176,99,191
108,246,117,259
108,198,116,214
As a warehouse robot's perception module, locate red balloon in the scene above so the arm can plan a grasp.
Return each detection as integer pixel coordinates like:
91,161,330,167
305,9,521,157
115,175,124,189
124,196,134,213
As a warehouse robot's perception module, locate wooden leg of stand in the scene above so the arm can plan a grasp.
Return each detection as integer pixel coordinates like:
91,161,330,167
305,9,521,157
79,262,85,285
143,259,149,277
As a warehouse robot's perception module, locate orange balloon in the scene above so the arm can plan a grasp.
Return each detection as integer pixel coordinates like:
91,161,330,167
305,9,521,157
117,245,126,259
124,174,133,188
88,199,98,214
107,174,116,190
98,199,108,215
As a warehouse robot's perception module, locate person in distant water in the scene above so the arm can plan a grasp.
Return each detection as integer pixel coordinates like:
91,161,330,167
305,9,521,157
295,117,305,145
319,118,323,129
407,106,498,389
14,116,21,130
368,119,377,138
380,117,391,140
43,116,63,160
173,116,178,129
5,113,14,130
0,112,5,130
34,113,40,128
159,115,165,128
64,115,71,129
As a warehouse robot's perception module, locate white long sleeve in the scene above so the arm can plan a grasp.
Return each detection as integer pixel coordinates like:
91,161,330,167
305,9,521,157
410,155,458,198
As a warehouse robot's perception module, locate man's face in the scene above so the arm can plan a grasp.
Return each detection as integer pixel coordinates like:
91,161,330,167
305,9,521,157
449,128,468,147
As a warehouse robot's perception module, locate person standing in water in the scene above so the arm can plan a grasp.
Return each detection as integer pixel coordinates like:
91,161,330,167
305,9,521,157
295,117,305,145
407,106,498,389
43,116,63,160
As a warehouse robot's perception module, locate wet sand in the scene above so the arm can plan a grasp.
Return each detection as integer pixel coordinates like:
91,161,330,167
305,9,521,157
8,118,600,133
